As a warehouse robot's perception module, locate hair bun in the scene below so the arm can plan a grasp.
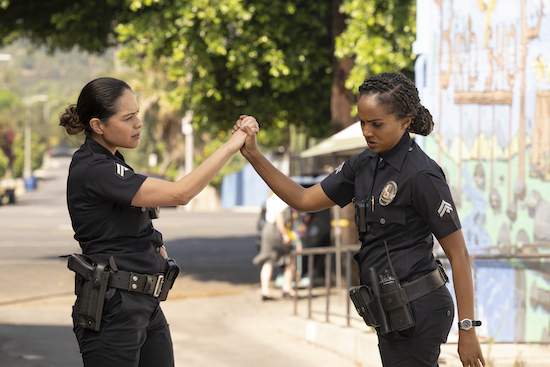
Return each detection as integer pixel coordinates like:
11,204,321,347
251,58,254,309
59,104,85,135
409,105,434,136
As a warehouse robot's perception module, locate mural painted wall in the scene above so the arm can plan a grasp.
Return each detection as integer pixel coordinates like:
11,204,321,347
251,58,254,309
414,0,550,342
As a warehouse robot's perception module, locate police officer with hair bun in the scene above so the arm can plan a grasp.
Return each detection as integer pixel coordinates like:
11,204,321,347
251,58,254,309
60,77,258,367
235,73,485,367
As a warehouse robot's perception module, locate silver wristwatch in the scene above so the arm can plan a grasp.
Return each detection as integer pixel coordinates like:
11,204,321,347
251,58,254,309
458,318,482,331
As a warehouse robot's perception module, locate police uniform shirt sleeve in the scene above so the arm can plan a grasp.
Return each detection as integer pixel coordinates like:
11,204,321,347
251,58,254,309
320,156,357,208
85,159,146,206
411,169,461,240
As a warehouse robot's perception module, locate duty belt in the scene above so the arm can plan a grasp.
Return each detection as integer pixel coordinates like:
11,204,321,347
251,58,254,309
393,264,448,305
109,270,165,298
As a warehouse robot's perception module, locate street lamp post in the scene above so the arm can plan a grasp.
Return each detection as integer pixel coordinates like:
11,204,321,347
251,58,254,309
181,110,194,177
23,95,48,187
0,54,12,88
181,111,194,211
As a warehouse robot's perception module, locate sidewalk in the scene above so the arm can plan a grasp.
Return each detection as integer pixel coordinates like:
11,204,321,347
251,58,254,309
1,281,549,366
224,285,550,367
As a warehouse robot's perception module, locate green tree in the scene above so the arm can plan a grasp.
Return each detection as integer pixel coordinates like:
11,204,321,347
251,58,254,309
336,0,417,93
1,0,417,179
0,89,21,177
113,0,335,175
0,0,134,54
116,0,333,135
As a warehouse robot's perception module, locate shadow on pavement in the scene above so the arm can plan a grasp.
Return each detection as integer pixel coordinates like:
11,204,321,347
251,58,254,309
164,235,261,286
0,324,81,367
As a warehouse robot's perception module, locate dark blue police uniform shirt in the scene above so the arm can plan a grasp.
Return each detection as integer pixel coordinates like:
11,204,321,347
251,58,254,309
67,137,166,274
321,132,460,285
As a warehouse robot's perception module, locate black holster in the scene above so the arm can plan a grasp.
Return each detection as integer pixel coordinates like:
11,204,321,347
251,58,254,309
350,267,415,334
350,263,449,333
378,273,415,333
349,285,381,328
67,253,112,331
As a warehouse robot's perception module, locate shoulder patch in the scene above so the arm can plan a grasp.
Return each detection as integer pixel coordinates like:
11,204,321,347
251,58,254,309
331,162,345,177
115,162,132,180
437,199,456,221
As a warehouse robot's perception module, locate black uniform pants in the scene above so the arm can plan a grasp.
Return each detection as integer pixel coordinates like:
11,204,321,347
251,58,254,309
73,290,174,367
377,285,455,367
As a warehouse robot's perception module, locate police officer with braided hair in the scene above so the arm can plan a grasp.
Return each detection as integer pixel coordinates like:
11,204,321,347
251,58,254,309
60,77,258,367
234,73,485,367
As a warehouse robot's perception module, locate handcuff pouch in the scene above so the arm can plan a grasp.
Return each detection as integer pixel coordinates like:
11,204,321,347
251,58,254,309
158,257,180,301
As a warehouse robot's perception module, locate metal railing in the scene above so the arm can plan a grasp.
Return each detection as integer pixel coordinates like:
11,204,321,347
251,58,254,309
289,245,550,328
289,244,360,326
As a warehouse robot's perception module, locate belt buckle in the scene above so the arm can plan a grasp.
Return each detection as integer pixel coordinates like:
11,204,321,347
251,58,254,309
153,274,165,297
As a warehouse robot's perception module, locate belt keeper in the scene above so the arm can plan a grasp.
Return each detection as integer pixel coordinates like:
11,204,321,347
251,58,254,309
153,275,165,297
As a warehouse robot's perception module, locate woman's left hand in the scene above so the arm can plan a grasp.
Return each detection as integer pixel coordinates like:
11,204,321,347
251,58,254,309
232,115,259,158
458,330,485,367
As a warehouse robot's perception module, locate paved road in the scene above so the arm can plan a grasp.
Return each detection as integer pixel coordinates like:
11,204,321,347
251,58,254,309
0,156,361,367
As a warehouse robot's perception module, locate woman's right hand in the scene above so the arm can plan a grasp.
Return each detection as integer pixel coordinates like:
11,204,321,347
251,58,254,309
233,115,260,159
226,115,258,152
226,127,248,153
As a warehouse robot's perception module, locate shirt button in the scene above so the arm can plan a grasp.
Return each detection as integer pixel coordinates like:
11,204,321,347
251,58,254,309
380,218,386,225
409,147,413,152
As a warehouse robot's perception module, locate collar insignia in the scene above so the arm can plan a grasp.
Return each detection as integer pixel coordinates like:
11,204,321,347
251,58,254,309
379,181,398,206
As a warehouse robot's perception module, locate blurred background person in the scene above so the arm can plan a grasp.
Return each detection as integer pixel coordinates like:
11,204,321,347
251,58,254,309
253,191,296,300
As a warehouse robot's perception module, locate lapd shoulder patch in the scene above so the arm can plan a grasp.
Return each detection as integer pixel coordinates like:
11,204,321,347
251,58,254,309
115,162,133,180
331,162,345,177
437,199,456,221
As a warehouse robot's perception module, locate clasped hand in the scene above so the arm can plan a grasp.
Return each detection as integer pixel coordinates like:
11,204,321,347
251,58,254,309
231,115,259,156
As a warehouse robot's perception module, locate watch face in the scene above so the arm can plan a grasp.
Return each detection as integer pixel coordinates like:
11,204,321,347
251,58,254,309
461,319,472,329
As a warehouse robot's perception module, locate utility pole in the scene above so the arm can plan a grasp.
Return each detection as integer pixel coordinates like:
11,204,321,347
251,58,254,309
23,95,48,189
181,110,194,210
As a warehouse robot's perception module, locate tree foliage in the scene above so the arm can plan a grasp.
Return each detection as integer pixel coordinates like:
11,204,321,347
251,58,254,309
115,0,333,140
0,0,134,54
336,0,417,93
0,0,417,180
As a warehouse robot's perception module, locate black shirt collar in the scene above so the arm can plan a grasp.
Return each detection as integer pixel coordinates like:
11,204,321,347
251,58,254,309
378,132,412,172
84,136,126,162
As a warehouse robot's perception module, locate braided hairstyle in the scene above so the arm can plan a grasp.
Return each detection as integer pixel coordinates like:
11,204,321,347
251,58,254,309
60,77,132,136
358,73,433,136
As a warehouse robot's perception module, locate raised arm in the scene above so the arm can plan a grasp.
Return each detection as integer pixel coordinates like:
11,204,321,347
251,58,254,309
235,115,335,213
131,120,257,207
438,230,485,367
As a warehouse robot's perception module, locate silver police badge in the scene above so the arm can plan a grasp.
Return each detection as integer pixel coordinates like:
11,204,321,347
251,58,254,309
379,181,398,206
